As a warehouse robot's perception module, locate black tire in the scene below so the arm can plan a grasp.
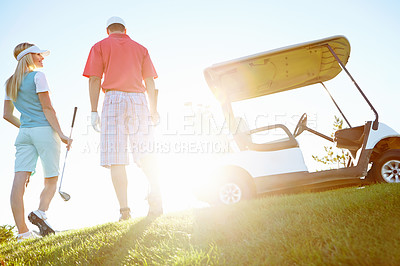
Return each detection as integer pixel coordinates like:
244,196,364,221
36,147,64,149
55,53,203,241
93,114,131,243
217,176,255,205
369,149,400,183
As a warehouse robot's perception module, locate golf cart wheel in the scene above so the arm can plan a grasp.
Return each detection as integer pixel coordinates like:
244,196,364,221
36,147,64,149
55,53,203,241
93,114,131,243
369,149,400,183
217,177,254,205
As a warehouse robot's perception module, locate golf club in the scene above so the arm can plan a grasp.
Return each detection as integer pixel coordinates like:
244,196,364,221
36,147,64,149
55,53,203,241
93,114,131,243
58,107,77,201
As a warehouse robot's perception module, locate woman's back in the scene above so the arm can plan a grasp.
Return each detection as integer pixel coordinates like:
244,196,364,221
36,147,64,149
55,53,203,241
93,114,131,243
13,71,50,128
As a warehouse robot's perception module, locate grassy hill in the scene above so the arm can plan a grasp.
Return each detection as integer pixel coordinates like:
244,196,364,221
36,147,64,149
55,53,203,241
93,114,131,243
1,183,400,265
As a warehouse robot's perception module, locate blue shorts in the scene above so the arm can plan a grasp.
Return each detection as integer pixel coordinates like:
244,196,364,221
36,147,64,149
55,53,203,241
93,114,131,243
14,126,61,178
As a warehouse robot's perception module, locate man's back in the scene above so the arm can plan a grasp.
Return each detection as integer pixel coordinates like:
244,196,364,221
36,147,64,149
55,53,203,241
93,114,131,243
83,33,157,92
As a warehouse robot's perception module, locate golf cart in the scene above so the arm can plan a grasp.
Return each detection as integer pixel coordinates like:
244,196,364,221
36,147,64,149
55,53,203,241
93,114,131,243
198,35,400,205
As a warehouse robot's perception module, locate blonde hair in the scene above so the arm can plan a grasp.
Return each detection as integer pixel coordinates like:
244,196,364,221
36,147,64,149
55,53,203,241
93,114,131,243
5,43,37,101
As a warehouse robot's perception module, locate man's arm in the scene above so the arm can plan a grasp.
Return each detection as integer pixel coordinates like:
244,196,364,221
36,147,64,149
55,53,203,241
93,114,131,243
144,77,159,124
89,76,102,112
89,76,102,132
145,77,157,113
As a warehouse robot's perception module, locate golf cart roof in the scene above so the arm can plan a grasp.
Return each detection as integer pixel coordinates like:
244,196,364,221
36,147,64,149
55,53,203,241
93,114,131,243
204,35,350,102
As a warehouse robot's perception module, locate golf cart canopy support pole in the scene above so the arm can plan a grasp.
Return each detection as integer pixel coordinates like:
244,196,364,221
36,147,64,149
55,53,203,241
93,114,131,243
222,101,236,133
320,82,352,128
326,44,379,130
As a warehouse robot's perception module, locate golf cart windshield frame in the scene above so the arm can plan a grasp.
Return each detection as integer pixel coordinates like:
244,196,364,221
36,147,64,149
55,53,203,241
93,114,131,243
325,44,379,130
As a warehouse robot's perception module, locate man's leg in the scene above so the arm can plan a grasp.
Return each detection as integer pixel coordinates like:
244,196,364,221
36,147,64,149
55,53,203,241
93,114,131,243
38,176,58,212
110,165,128,208
101,92,131,220
10,171,30,234
110,165,131,220
141,155,163,217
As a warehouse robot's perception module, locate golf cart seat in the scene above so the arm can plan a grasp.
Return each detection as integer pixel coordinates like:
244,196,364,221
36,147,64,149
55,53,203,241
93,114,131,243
334,125,365,151
234,117,299,152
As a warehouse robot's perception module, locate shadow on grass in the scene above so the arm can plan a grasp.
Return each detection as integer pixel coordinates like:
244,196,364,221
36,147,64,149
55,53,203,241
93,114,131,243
0,216,158,265
94,216,158,264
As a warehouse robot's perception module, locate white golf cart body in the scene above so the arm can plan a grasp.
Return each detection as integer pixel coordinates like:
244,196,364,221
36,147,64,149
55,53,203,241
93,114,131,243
223,148,308,178
200,36,400,204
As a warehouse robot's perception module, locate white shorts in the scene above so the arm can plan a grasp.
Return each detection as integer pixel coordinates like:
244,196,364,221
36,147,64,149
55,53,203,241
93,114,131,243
100,91,154,168
14,126,61,178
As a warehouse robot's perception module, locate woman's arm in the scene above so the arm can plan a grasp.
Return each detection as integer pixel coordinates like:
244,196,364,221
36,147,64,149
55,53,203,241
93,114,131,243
3,100,21,128
38,92,71,148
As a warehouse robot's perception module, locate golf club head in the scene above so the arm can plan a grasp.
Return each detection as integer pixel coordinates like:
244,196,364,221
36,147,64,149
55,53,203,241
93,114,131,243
59,191,71,201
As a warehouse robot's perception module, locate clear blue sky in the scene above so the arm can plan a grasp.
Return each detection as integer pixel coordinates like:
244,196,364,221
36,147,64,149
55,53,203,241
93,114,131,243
1,0,399,230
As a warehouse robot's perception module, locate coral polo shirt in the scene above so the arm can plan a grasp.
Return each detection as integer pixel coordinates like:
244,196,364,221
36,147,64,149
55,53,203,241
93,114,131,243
83,33,157,93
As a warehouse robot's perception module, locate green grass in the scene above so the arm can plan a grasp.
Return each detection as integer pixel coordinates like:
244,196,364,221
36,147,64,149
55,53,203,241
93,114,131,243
1,183,400,265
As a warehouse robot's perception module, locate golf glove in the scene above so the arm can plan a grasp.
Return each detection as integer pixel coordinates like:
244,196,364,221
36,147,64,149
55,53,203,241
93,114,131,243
91,112,101,132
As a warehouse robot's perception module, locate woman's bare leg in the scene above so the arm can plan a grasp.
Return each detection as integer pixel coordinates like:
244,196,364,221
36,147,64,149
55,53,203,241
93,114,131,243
10,171,30,234
38,176,58,212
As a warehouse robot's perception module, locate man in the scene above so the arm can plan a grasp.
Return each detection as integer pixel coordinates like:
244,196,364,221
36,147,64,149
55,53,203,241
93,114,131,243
83,16,162,220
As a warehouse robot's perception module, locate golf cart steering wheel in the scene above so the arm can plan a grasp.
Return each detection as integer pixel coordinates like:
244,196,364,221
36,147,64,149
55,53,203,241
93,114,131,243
293,113,308,138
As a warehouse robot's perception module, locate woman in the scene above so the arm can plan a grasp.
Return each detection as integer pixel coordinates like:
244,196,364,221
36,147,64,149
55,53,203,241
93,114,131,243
3,43,71,242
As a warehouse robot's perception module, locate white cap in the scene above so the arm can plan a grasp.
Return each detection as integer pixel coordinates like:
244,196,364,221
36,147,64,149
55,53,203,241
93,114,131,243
106,16,126,28
16,45,50,61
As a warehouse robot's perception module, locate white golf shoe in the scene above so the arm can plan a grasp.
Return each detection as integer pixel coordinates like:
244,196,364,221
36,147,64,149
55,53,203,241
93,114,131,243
28,210,55,237
17,231,40,243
